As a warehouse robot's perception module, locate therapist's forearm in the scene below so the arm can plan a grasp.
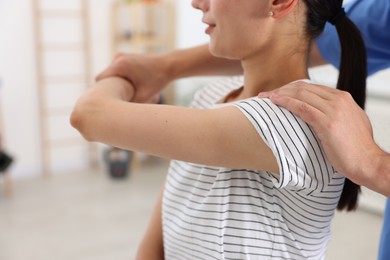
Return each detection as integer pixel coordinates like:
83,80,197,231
164,44,243,80
309,42,329,67
166,42,326,78
369,152,390,197
336,144,390,198
165,42,324,79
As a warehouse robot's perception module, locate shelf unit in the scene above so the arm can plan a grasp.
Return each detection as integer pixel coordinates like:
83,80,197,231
111,0,176,104
32,0,98,177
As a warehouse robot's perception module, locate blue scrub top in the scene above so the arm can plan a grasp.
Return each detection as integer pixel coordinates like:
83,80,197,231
316,1,390,259
316,0,390,76
379,200,390,260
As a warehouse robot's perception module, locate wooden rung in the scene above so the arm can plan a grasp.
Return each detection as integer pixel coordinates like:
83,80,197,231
45,137,88,148
2,172,13,196
41,43,84,51
44,107,73,117
39,10,83,18
42,75,88,85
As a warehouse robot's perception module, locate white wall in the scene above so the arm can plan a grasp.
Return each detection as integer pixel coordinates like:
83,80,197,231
0,1,108,179
0,0,40,179
0,0,208,180
175,0,207,48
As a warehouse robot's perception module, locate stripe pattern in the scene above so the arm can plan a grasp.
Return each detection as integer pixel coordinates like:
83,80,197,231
162,77,344,259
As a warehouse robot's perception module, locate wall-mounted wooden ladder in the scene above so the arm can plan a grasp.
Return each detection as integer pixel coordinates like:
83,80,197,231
32,0,98,177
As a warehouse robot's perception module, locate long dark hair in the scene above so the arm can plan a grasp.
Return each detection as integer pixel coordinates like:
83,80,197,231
303,0,367,211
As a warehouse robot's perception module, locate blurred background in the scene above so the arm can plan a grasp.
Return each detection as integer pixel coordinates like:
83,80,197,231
0,0,388,259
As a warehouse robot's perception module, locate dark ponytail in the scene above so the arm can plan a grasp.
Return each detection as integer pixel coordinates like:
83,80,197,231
303,0,367,211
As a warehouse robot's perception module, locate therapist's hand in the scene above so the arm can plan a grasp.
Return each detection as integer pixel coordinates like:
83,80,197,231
96,52,171,104
258,81,385,187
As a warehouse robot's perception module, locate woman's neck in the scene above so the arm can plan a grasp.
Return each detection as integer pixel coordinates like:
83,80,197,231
228,47,309,102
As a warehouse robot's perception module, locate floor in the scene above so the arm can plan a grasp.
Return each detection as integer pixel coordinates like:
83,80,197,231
0,156,385,260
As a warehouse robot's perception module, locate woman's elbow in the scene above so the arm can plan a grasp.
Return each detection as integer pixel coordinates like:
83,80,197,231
70,100,97,142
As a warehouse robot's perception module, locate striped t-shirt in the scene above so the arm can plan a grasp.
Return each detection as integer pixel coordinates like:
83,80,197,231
162,77,344,260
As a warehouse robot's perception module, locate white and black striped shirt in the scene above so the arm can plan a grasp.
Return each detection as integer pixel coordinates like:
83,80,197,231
162,77,344,260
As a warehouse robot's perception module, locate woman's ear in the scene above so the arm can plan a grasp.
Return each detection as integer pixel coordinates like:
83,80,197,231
271,0,298,18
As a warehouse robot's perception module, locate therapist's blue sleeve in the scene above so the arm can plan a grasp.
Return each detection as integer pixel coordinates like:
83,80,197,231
316,0,390,76
379,200,390,260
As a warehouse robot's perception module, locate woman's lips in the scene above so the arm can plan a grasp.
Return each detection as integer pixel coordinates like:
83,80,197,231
205,25,216,34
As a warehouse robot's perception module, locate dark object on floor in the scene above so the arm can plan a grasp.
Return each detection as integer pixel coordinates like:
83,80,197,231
0,150,13,173
103,147,132,178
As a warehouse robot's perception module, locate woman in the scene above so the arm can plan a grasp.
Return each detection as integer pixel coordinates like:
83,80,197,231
71,0,366,258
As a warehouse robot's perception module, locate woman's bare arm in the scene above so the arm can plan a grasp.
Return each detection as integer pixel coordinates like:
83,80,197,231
71,77,278,173
136,187,164,260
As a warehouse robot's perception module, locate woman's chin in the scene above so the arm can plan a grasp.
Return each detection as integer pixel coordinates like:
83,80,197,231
209,47,239,60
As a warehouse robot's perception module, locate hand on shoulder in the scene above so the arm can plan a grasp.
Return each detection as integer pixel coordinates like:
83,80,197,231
258,81,390,196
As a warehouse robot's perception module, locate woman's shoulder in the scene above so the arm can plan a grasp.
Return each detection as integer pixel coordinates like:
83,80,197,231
233,79,314,119
190,76,244,108
231,85,341,192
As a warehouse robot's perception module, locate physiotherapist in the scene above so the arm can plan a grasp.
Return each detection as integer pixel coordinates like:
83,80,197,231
261,0,390,259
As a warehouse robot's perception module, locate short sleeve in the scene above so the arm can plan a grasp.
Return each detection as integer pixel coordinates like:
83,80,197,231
234,98,338,193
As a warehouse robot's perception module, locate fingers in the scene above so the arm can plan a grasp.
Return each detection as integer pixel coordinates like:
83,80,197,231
260,82,325,108
260,81,335,100
257,81,363,136
95,56,117,81
266,89,328,128
95,63,127,82
95,53,129,82
257,81,341,129
95,68,111,82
